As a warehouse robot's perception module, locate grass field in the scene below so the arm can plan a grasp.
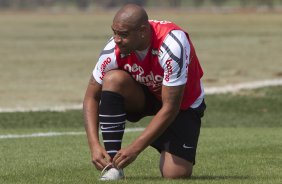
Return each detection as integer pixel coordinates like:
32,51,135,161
1,86,282,183
0,128,281,184
0,8,282,184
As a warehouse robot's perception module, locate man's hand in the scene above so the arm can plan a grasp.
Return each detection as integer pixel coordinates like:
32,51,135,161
91,144,112,170
112,145,139,169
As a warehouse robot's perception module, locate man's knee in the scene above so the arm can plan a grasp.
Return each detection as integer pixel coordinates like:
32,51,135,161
102,70,134,93
102,70,145,111
160,151,193,179
103,70,131,86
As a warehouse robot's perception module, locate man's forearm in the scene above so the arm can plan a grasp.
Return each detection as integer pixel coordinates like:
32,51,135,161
130,85,184,154
83,78,103,153
83,98,101,153
130,105,179,154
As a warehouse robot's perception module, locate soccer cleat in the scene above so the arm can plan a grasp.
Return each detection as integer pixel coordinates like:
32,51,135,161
100,164,124,181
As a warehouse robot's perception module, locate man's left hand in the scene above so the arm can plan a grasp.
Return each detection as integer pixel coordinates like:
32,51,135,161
112,145,139,169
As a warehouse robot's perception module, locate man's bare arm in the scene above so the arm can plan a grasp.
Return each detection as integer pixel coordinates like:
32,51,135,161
83,76,111,170
131,84,185,152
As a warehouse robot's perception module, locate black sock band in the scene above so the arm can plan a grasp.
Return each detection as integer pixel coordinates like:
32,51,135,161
99,91,126,158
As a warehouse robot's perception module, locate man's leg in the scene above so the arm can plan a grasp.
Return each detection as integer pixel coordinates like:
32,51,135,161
160,151,193,179
99,91,126,158
152,101,206,179
100,70,146,159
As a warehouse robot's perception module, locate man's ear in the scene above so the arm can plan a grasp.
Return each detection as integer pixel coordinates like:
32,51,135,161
139,24,148,36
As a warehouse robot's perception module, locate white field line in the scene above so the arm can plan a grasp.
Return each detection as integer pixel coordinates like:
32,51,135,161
0,104,83,113
0,127,145,139
205,78,282,94
0,78,282,113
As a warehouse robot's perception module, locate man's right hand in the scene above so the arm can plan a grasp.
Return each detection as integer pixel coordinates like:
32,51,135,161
91,144,112,170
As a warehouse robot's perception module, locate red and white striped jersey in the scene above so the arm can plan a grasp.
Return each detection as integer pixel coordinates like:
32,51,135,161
93,20,204,109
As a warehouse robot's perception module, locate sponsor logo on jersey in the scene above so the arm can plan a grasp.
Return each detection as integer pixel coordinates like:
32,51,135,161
124,64,163,87
99,57,111,80
150,20,172,24
164,58,173,82
151,49,159,56
120,53,130,58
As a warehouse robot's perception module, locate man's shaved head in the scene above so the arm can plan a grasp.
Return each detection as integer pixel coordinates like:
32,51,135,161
111,4,151,53
113,4,149,29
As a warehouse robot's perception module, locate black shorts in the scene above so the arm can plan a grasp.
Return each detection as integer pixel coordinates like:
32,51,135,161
126,86,206,164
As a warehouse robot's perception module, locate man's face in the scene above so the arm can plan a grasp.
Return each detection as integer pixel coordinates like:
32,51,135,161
111,22,141,54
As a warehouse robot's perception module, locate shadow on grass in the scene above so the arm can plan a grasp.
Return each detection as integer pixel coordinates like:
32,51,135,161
191,175,250,180
125,176,161,180
125,175,250,181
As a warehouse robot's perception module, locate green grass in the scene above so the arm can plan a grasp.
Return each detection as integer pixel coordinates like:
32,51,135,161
203,86,282,127
0,129,281,184
0,86,282,183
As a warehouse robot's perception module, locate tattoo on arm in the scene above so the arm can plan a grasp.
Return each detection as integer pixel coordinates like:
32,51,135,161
162,85,185,109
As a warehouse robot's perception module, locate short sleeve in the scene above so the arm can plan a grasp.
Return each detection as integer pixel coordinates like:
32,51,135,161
93,38,118,84
158,30,190,86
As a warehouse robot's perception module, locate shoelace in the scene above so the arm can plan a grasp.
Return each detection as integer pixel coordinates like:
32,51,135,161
100,163,113,177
